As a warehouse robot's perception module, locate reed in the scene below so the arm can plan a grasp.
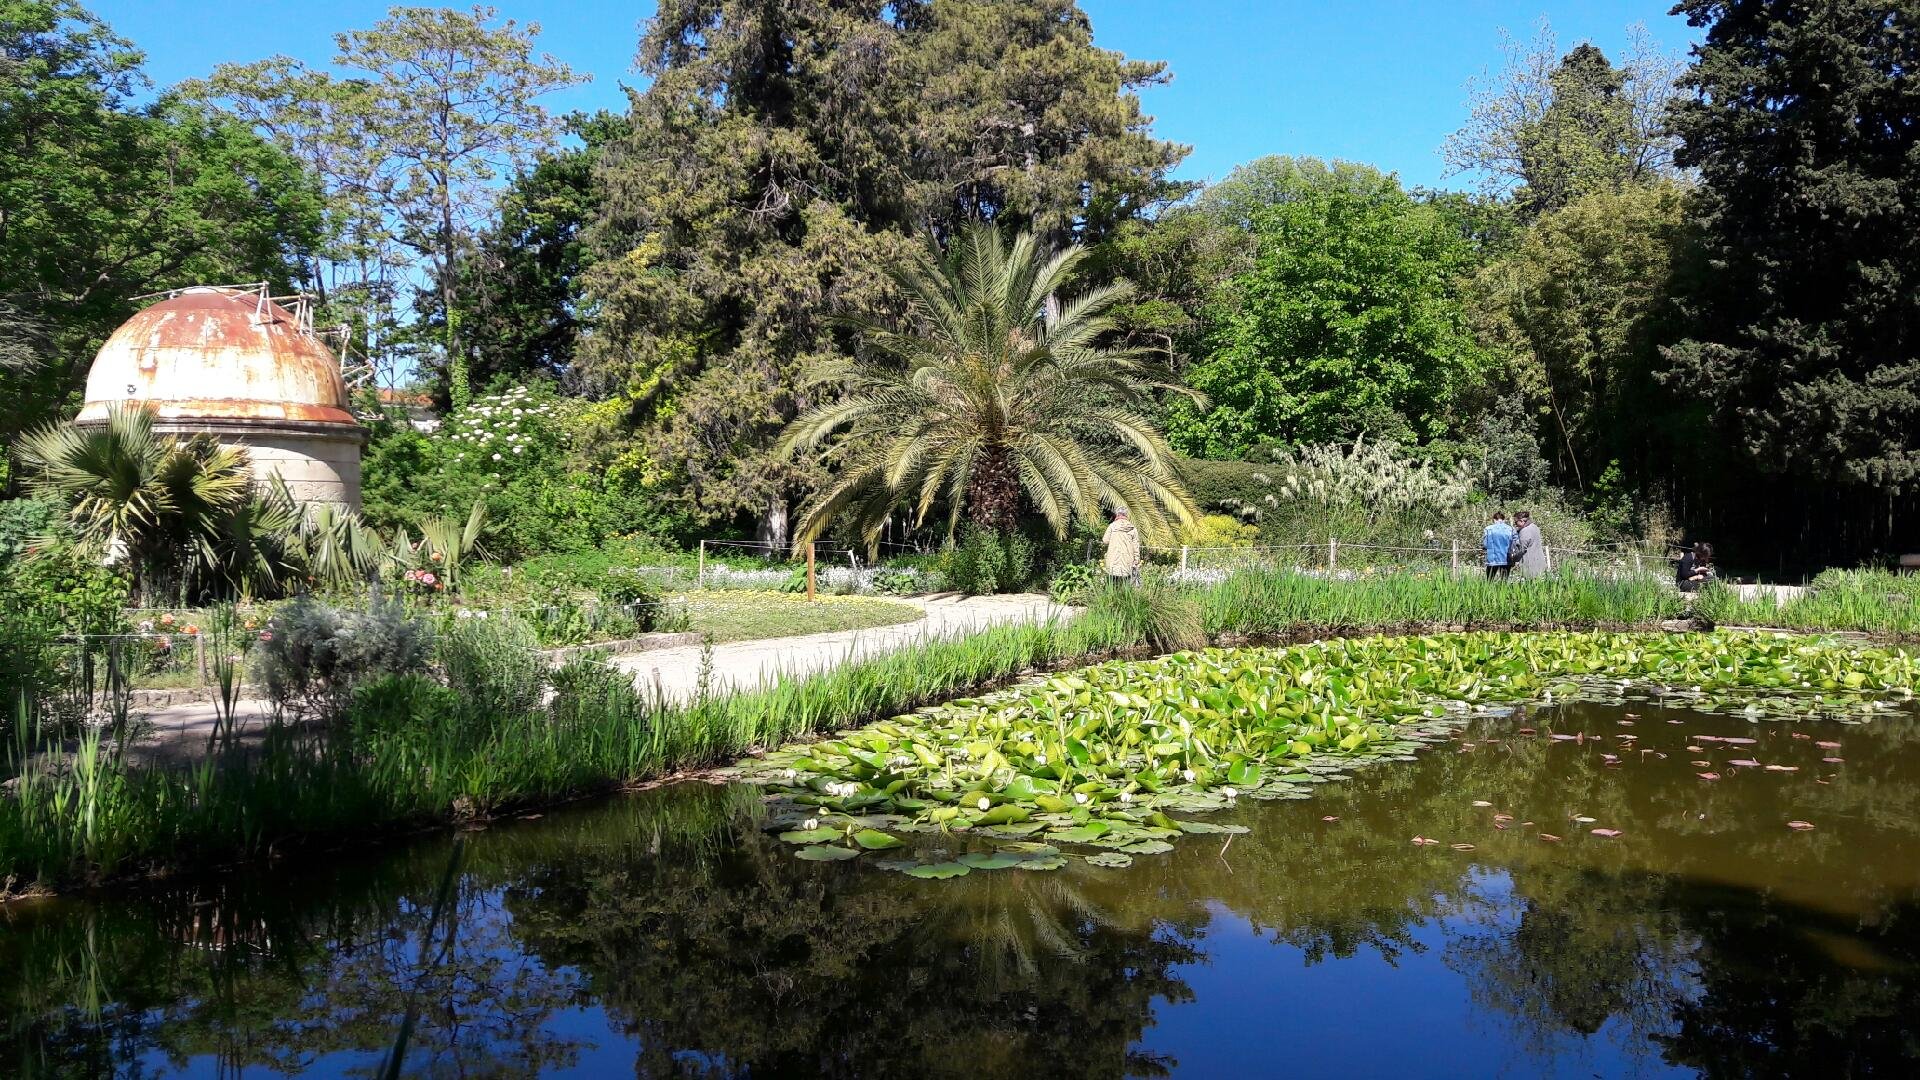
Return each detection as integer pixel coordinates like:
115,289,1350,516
1693,570,1920,635
0,567,1844,895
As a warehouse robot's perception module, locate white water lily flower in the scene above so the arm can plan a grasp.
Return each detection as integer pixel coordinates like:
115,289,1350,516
1073,792,1090,805
1222,787,1239,800
1182,769,1196,783
803,818,819,830
976,796,992,811
1118,791,1134,804
782,769,798,780
1033,753,1047,765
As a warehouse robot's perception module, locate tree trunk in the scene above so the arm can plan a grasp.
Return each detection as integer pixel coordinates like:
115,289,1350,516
758,495,790,554
965,447,1022,533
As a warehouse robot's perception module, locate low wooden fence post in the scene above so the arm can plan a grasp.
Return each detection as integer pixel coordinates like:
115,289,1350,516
697,540,707,590
1180,546,1189,573
806,542,817,601
1451,539,1459,574
1328,538,1338,573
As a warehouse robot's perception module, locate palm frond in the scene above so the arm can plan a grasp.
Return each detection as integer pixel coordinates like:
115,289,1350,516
776,222,1199,542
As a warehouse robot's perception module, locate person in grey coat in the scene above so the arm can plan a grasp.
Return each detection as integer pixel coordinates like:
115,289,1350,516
1509,511,1548,579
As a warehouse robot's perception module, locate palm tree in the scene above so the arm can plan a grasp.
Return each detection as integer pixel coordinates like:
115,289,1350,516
778,224,1200,548
19,404,254,598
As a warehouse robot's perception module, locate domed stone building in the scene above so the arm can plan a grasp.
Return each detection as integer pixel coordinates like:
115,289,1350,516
75,285,365,511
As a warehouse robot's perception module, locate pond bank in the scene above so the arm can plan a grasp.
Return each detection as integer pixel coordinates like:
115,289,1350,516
0,571,1895,902
7,697,1919,1076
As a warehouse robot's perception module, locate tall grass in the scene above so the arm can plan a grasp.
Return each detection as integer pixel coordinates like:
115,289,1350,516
1201,569,1682,636
0,568,1778,895
1694,570,1920,635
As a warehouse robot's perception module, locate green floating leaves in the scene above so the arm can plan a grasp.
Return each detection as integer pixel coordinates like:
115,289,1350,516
901,861,971,879
1177,821,1250,835
742,631,1918,878
958,851,1025,870
793,845,861,862
777,828,843,845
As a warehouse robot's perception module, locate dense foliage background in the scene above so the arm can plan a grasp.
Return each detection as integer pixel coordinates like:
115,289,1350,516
6,0,1920,573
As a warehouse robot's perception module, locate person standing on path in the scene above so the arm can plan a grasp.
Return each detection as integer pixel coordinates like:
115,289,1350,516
1482,511,1514,580
1509,511,1547,580
1102,508,1142,586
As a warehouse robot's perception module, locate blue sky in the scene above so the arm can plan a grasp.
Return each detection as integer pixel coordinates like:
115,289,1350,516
95,0,1700,191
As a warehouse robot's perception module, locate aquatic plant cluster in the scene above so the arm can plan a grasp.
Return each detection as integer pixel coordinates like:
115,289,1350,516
738,632,1919,876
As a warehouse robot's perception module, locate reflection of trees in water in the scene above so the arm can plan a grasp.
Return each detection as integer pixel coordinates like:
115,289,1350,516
1656,885,1920,1079
0,846,587,1077
1441,869,1697,1069
501,791,1202,1078
8,709,1920,1076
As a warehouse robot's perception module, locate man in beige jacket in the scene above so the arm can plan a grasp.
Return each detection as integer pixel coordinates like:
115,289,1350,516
1102,508,1142,586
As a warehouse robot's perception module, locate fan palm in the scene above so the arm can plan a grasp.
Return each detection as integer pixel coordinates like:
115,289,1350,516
778,224,1200,548
18,404,254,597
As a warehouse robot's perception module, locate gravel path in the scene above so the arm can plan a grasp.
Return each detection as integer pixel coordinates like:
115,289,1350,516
125,594,1069,760
607,593,1069,700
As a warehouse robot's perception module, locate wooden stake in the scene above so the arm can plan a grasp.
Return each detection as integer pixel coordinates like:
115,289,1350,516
806,542,816,601
697,539,706,590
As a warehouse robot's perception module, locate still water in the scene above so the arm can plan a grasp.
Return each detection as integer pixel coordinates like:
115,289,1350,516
4,699,1918,1078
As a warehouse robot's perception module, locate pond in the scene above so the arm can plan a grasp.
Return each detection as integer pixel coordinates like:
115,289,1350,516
4,691,1919,1077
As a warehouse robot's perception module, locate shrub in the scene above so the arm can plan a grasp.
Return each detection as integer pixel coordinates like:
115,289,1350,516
0,496,61,568
941,527,1042,595
347,673,460,743
549,657,651,737
1049,563,1098,605
870,566,937,595
438,612,546,718
1082,581,1206,653
1181,514,1261,548
253,594,433,718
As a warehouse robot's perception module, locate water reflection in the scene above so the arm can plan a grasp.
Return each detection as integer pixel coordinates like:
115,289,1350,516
4,701,1920,1077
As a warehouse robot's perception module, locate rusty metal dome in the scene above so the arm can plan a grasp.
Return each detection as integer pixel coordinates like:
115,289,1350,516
76,285,356,427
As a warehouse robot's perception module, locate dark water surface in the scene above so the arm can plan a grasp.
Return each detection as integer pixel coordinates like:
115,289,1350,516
6,700,1920,1078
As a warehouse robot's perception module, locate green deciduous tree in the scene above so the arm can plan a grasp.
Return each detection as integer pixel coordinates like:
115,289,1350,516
190,5,586,398
1445,21,1685,218
583,0,1185,542
416,112,624,396
1169,175,1492,458
778,225,1197,548
1469,182,1695,492
0,0,322,446
1663,0,1920,561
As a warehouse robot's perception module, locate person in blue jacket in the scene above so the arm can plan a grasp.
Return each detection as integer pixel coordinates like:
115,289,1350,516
1482,511,1514,580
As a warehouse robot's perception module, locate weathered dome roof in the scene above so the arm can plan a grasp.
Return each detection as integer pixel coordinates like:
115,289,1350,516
76,287,356,427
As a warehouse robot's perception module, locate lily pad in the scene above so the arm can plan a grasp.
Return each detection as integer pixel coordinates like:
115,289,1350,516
958,851,1026,870
1083,851,1134,868
793,845,861,861
901,861,972,879
777,828,843,844
1176,821,1250,835
853,829,904,850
